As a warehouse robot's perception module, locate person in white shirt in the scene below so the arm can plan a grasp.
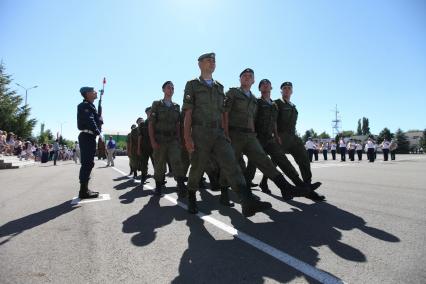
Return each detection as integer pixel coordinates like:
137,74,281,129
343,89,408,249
366,138,375,162
355,141,363,161
321,142,328,160
381,139,391,161
339,138,346,161
330,140,337,160
390,139,398,160
347,139,356,161
305,137,315,162
73,141,81,164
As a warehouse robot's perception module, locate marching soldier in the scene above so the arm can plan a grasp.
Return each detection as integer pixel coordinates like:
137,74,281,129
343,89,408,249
183,53,272,217
339,137,346,161
245,79,322,200
222,70,314,201
76,87,101,199
149,81,187,197
355,140,363,161
275,82,323,194
126,124,137,176
138,107,155,183
321,142,328,161
390,139,398,160
347,139,356,161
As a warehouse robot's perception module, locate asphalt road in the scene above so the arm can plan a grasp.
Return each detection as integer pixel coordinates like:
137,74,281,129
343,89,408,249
1,154,425,283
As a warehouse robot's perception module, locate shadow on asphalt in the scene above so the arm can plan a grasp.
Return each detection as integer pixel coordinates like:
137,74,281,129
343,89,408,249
121,187,400,283
0,201,78,246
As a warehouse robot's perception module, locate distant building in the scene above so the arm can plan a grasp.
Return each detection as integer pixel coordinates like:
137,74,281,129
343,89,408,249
405,131,423,149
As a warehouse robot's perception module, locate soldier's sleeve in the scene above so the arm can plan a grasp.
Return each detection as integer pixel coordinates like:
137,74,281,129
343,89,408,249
223,88,235,112
182,81,195,111
150,101,158,123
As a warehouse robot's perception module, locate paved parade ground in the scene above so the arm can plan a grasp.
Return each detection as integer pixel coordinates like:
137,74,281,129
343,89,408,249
1,154,425,283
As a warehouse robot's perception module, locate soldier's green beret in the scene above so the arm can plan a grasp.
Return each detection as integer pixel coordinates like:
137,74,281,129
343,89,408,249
162,81,173,89
198,52,215,61
240,68,254,77
136,117,143,123
145,107,152,113
280,82,293,89
80,86,94,96
258,79,271,88
131,124,137,129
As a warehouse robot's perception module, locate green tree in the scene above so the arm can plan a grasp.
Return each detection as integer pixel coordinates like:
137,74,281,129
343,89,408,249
419,129,426,149
38,129,54,144
377,127,393,144
0,62,37,138
318,131,330,139
356,119,362,135
394,128,409,154
302,128,318,142
362,117,370,135
341,130,354,137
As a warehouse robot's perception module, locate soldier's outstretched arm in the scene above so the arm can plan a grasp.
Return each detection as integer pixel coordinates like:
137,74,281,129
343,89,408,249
148,120,159,150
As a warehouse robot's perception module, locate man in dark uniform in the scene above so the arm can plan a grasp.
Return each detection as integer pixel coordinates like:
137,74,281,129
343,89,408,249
183,53,271,217
77,87,101,199
149,81,187,197
138,107,154,184
275,82,323,194
245,79,322,201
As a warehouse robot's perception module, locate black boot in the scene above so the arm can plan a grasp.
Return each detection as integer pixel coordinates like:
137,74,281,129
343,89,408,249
219,187,234,207
259,176,271,194
187,190,198,214
177,177,187,198
207,173,221,191
154,180,162,196
271,175,294,200
140,174,147,184
239,185,272,217
79,182,99,199
305,191,326,202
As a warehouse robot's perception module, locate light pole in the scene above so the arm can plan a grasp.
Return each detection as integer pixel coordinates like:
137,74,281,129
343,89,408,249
16,83,38,106
59,121,67,138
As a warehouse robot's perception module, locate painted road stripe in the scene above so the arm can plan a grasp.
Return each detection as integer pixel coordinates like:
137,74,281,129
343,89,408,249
107,162,345,284
70,193,111,205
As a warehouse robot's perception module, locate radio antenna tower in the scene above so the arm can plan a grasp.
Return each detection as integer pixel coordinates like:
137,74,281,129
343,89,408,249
331,105,341,137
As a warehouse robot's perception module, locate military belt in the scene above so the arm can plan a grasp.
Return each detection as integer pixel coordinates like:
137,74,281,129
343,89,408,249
155,130,176,136
229,126,255,133
80,129,96,135
192,120,222,128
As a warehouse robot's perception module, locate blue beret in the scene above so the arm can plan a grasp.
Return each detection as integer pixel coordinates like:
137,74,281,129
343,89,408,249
240,68,254,77
258,79,271,88
80,86,94,96
198,52,215,61
280,82,293,89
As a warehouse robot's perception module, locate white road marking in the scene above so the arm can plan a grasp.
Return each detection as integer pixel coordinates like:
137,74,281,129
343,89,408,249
107,163,345,284
70,194,111,205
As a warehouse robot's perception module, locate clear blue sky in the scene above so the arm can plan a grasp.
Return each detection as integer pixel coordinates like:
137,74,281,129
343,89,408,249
1,0,425,140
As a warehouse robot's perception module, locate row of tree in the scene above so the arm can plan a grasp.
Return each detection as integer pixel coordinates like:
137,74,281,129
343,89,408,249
0,62,73,147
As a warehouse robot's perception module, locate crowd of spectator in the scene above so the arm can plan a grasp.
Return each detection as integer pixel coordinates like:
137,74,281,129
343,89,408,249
0,130,81,165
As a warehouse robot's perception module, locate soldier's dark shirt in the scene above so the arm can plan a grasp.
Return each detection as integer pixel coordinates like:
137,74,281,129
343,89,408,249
275,98,298,134
77,100,102,134
255,98,278,141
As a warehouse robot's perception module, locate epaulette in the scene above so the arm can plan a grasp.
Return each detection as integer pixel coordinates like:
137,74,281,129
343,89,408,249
214,80,223,87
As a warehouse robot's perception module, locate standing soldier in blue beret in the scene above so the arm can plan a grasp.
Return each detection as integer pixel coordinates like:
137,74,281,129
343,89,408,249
149,81,187,197
222,70,314,200
275,82,324,200
183,53,272,216
77,87,102,199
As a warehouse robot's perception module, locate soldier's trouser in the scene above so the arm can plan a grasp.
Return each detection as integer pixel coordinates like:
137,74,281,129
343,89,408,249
181,147,190,177
79,132,96,183
383,149,389,161
187,127,247,198
279,133,312,183
323,150,328,160
153,140,185,183
220,131,281,187
349,149,355,161
367,148,375,162
314,150,319,161
340,147,346,161
307,149,314,162
390,150,396,160
107,149,115,165
140,148,153,176
331,150,336,160
245,139,301,185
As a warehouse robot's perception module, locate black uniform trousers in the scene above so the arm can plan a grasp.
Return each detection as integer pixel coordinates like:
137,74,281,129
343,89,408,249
357,150,362,161
331,150,336,160
383,149,389,161
340,147,346,161
79,132,97,183
367,148,375,162
307,149,314,162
